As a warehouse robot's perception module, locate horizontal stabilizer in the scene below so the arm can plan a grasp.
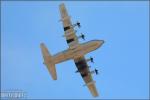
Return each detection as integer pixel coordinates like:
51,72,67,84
40,43,57,80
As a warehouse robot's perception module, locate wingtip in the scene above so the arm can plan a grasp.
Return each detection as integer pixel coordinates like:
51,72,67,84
40,43,45,48
53,77,57,80
59,3,65,7
93,93,99,97
52,75,57,80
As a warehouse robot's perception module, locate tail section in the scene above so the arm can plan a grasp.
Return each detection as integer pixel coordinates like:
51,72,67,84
40,43,57,80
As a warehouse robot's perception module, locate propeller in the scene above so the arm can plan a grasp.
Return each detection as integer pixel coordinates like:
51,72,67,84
76,21,81,28
90,57,94,63
81,33,85,40
86,57,94,63
94,69,99,75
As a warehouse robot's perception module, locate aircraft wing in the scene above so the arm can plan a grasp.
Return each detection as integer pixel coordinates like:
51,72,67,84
74,57,99,97
59,3,79,48
60,3,99,97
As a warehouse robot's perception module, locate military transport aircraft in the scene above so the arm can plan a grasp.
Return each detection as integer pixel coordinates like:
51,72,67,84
40,3,104,97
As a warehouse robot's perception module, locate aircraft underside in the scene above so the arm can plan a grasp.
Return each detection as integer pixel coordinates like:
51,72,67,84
40,3,104,97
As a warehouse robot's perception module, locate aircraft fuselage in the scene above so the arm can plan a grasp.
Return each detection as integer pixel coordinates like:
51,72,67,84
53,40,104,64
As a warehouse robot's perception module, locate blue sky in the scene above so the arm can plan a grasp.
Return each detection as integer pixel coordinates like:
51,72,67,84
1,1,149,99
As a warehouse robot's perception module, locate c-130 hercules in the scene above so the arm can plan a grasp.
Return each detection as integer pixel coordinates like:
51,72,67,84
40,3,104,97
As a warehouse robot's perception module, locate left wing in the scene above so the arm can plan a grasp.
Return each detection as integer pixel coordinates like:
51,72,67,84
59,3,79,48
74,57,99,97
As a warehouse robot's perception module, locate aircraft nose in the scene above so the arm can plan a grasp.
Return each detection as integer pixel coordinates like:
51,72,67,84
96,40,104,48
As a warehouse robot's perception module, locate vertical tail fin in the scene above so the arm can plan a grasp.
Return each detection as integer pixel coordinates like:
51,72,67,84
40,43,57,80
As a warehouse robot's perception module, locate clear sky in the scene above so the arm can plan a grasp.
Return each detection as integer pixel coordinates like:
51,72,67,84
1,1,149,99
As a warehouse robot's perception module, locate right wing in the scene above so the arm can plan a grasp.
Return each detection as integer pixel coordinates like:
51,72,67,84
59,3,79,48
74,57,99,97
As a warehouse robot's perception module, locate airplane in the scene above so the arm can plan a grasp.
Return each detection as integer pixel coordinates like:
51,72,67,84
40,3,104,97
